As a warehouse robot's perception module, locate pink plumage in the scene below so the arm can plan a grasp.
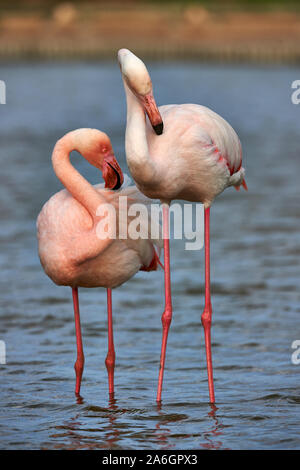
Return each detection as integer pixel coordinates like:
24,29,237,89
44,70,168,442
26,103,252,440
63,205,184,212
37,128,161,288
37,128,162,396
144,103,246,205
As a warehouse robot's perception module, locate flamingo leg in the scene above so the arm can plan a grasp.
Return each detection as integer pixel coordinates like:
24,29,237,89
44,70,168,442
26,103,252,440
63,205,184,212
105,288,115,397
72,287,85,396
201,207,215,403
157,204,173,402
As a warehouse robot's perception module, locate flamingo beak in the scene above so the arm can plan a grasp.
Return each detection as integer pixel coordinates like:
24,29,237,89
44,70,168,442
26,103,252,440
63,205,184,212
140,92,164,135
102,153,124,190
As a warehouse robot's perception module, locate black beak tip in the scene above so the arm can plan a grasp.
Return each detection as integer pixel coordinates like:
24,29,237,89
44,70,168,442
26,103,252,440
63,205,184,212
153,122,164,135
106,162,122,190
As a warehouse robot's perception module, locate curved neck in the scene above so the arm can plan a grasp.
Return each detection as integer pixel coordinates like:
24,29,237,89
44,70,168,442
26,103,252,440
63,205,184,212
52,134,105,218
123,79,156,184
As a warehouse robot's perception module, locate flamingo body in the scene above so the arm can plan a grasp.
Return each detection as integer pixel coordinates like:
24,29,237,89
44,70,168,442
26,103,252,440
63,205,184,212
128,103,244,206
37,183,158,289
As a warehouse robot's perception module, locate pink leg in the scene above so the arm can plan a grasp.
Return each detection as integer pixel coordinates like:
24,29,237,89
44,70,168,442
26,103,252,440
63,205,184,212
201,207,215,403
105,288,115,397
72,287,85,396
157,204,172,402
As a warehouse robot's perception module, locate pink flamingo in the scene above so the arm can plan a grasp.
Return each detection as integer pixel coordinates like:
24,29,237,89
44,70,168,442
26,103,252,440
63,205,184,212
118,49,247,403
37,128,162,397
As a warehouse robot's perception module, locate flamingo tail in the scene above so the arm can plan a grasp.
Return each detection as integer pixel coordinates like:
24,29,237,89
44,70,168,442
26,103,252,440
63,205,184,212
235,178,248,192
140,247,164,272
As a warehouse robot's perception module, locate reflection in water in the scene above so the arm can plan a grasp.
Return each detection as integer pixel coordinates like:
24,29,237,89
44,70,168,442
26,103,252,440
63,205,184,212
104,395,121,449
51,397,227,450
51,395,121,449
50,413,86,450
154,402,173,449
62,414,86,450
201,405,225,450
154,402,225,450
76,394,84,406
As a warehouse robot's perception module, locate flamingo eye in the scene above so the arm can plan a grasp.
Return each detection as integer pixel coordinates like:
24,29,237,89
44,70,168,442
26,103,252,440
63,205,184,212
101,146,108,154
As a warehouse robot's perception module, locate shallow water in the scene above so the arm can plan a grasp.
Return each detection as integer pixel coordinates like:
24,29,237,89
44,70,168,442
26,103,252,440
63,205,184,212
0,61,300,450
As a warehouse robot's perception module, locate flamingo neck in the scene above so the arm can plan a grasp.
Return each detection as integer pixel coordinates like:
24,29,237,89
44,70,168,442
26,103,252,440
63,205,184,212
52,135,104,218
123,79,156,184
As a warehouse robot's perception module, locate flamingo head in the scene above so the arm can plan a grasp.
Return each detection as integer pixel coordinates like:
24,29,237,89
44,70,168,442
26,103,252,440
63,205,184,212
101,148,124,191
118,48,163,135
96,132,124,190
69,129,124,190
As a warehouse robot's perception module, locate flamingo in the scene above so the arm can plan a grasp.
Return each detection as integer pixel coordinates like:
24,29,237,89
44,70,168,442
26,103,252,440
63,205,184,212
118,48,247,403
37,128,162,397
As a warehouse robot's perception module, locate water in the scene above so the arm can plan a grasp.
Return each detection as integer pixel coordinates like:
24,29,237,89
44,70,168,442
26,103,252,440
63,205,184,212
0,61,300,450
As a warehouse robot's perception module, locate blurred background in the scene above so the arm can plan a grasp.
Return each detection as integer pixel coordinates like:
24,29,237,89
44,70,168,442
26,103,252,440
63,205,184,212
1,0,300,61
0,0,300,451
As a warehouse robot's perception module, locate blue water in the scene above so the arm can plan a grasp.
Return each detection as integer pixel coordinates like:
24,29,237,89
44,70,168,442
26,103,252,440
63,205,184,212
0,61,300,449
